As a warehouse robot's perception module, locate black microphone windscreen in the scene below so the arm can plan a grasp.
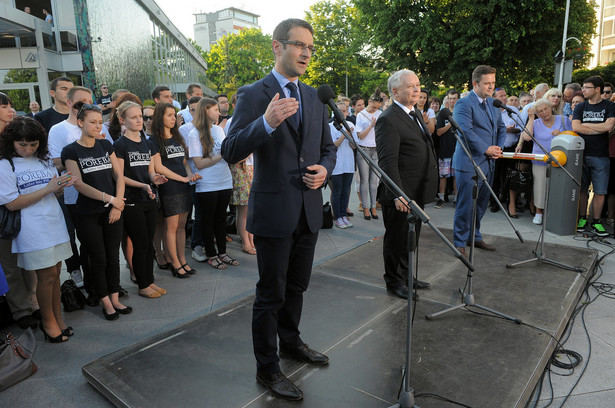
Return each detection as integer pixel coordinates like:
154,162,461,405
492,99,504,108
317,85,336,104
440,108,452,120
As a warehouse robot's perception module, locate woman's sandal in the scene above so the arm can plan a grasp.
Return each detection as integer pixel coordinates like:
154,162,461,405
241,247,257,255
208,257,227,269
219,254,239,266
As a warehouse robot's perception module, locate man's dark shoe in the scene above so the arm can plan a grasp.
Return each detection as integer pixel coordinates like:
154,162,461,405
413,280,430,290
16,315,38,329
472,240,496,251
490,203,499,212
456,247,467,258
387,285,409,299
256,371,303,401
85,294,100,307
280,343,329,365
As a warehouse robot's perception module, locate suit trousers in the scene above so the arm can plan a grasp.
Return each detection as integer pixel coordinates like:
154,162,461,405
252,207,318,374
0,239,34,320
382,204,422,289
453,168,493,247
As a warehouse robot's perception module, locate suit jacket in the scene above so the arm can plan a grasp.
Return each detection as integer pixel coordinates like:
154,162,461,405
221,73,336,238
451,91,506,173
375,103,438,207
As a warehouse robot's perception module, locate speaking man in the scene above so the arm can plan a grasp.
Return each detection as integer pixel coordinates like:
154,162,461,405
452,65,506,257
376,70,438,299
221,18,336,401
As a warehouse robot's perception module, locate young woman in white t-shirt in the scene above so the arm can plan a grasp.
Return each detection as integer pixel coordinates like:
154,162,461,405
0,117,75,342
189,98,237,270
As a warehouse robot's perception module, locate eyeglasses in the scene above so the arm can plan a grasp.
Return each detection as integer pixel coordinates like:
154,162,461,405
581,86,595,90
143,115,153,121
101,87,108,90
279,40,316,55
372,97,384,102
604,90,613,94
76,103,101,118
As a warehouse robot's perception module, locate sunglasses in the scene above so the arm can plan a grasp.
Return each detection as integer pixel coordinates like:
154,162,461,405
76,103,102,118
372,97,384,102
143,115,153,121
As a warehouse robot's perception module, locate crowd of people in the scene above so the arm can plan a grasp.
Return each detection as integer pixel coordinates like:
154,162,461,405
1,47,614,352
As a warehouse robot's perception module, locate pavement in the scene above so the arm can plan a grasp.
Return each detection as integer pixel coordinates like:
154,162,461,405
1,191,614,408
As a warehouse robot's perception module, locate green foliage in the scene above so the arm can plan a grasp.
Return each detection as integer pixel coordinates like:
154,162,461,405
353,0,597,94
303,0,387,97
572,59,615,84
3,69,38,112
205,28,274,97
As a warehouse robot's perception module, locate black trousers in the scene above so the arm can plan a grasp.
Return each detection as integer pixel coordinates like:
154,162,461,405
252,208,318,374
123,201,157,289
196,189,232,257
77,209,123,299
381,203,422,289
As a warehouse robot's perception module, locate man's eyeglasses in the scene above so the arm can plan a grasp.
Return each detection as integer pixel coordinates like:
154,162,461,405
582,86,595,90
372,97,384,102
604,90,613,94
101,87,108,90
76,103,101,118
143,115,153,121
279,40,316,55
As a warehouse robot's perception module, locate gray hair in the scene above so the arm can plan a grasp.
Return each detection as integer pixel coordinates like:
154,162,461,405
533,98,551,111
534,83,549,94
565,82,581,92
387,69,416,97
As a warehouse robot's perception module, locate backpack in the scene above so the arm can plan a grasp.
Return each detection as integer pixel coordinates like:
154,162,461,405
60,279,86,312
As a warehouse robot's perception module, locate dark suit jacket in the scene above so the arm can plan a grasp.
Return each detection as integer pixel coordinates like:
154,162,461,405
451,91,506,173
221,73,336,238
376,103,438,207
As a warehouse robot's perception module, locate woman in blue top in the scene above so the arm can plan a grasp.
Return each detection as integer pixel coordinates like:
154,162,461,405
519,98,572,225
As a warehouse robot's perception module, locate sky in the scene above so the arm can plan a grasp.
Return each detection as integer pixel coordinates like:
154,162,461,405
156,0,319,39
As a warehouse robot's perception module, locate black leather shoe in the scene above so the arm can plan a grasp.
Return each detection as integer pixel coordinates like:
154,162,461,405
280,343,329,365
387,286,409,299
256,371,303,401
473,240,496,251
413,280,430,289
116,306,133,315
118,287,128,298
490,203,499,212
102,308,119,321
16,315,38,329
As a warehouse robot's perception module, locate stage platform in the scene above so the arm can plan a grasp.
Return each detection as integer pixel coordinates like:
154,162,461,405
82,228,597,407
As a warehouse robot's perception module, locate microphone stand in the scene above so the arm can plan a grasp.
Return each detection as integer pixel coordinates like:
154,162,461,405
335,117,474,408
505,111,584,272
426,116,522,324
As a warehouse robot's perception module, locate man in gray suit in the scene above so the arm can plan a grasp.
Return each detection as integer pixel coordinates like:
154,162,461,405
452,65,506,257
222,18,336,401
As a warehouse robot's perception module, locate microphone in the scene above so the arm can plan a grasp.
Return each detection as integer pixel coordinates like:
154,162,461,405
492,98,516,115
317,85,353,135
439,108,464,136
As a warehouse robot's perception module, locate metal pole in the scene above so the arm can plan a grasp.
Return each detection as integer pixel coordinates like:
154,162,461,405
558,0,571,92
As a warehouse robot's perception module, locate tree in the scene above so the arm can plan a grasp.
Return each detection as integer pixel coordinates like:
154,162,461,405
3,69,38,112
303,0,387,97
353,0,597,93
204,28,274,96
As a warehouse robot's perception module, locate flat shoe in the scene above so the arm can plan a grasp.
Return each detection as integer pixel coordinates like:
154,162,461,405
138,289,162,299
116,306,133,315
242,247,257,255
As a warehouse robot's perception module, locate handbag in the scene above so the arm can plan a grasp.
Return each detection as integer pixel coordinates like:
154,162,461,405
506,161,532,192
0,328,37,391
322,202,333,229
0,158,21,240
60,279,86,312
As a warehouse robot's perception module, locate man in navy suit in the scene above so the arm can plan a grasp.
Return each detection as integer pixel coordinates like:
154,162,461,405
221,19,336,401
452,65,506,257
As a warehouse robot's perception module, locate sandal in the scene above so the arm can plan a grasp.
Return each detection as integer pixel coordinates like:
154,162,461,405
208,256,227,269
219,254,239,266
242,247,257,255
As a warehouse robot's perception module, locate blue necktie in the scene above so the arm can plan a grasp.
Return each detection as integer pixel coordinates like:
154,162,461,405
285,82,301,130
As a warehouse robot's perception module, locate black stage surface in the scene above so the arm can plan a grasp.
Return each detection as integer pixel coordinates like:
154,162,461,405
83,229,597,407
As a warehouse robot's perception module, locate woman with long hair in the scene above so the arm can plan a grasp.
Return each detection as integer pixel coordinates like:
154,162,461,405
0,117,75,341
150,103,200,278
106,93,144,141
0,92,14,131
188,98,237,269
543,88,564,115
416,89,436,134
114,101,168,298
355,88,383,220
518,98,572,225
61,103,131,321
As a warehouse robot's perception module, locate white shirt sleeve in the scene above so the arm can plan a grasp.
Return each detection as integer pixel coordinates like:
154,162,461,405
0,160,19,205
187,130,203,159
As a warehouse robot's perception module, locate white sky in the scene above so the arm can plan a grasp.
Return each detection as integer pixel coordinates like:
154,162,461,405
155,0,319,39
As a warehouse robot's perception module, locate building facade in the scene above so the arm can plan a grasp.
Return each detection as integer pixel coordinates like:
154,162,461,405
193,7,259,52
590,0,615,67
0,0,207,112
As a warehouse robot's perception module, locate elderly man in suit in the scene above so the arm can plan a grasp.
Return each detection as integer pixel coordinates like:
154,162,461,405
452,65,506,257
221,19,336,401
376,70,438,300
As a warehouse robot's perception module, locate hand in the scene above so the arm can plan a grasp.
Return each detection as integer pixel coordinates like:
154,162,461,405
506,125,516,132
302,164,327,190
142,183,154,198
394,197,409,213
190,173,202,182
551,129,561,136
264,93,300,129
527,106,535,117
47,173,75,192
485,145,502,159
108,208,122,224
111,196,125,211
422,111,429,122
152,173,168,185
514,144,523,154
176,114,184,127
370,117,377,128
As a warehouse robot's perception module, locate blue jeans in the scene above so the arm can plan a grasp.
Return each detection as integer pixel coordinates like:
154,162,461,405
330,173,354,219
581,156,610,195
